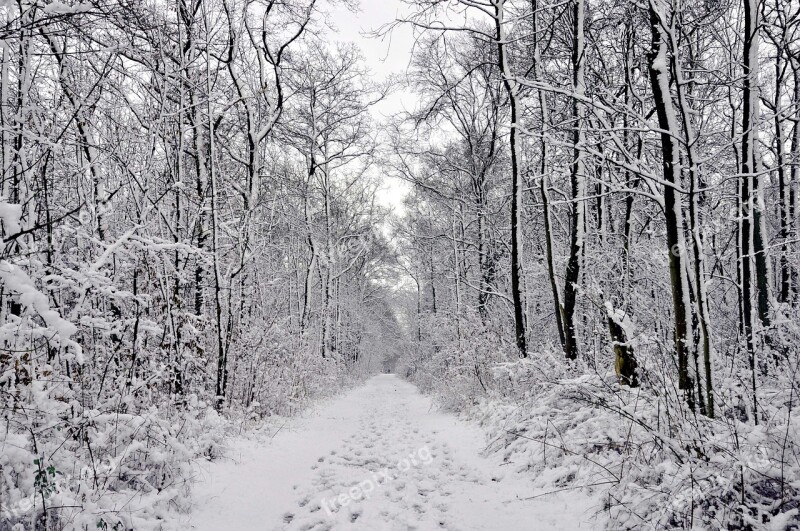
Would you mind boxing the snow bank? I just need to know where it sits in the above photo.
[404,353,800,530]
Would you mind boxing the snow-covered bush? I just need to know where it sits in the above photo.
[401,311,513,411]
[404,341,800,530]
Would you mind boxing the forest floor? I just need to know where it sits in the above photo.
[184,374,602,530]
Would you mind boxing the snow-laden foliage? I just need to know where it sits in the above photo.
[1,393,227,530]
[0,247,371,529]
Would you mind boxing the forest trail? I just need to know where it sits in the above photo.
[187,374,598,530]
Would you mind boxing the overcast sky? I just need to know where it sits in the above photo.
[325,0,416,217]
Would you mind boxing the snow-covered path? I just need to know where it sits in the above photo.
[187,374,598,530]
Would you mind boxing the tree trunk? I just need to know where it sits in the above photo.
[532,0,566,350]
[494,0,527,357]
[671,23,713,416]
[647,0,696,409]
[775,49,791,305]
[561,0,586,361]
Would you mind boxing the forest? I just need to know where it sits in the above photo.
[0,0,798,529]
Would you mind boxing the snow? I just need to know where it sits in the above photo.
[42,1,92,15]
[0,201,22,237]
[604,301,636,343]
[0,259,82,359]
[187,374,601,530]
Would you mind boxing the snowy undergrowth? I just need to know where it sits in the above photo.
[1,348,362,531]
[1,392,227,530]
[408,353,800,530]
[0,378,362,530]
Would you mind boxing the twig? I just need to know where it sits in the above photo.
[519,480,618,500]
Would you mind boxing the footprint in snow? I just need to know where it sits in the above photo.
[298,519,331,531]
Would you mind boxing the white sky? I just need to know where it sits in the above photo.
[325,0,416,218]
